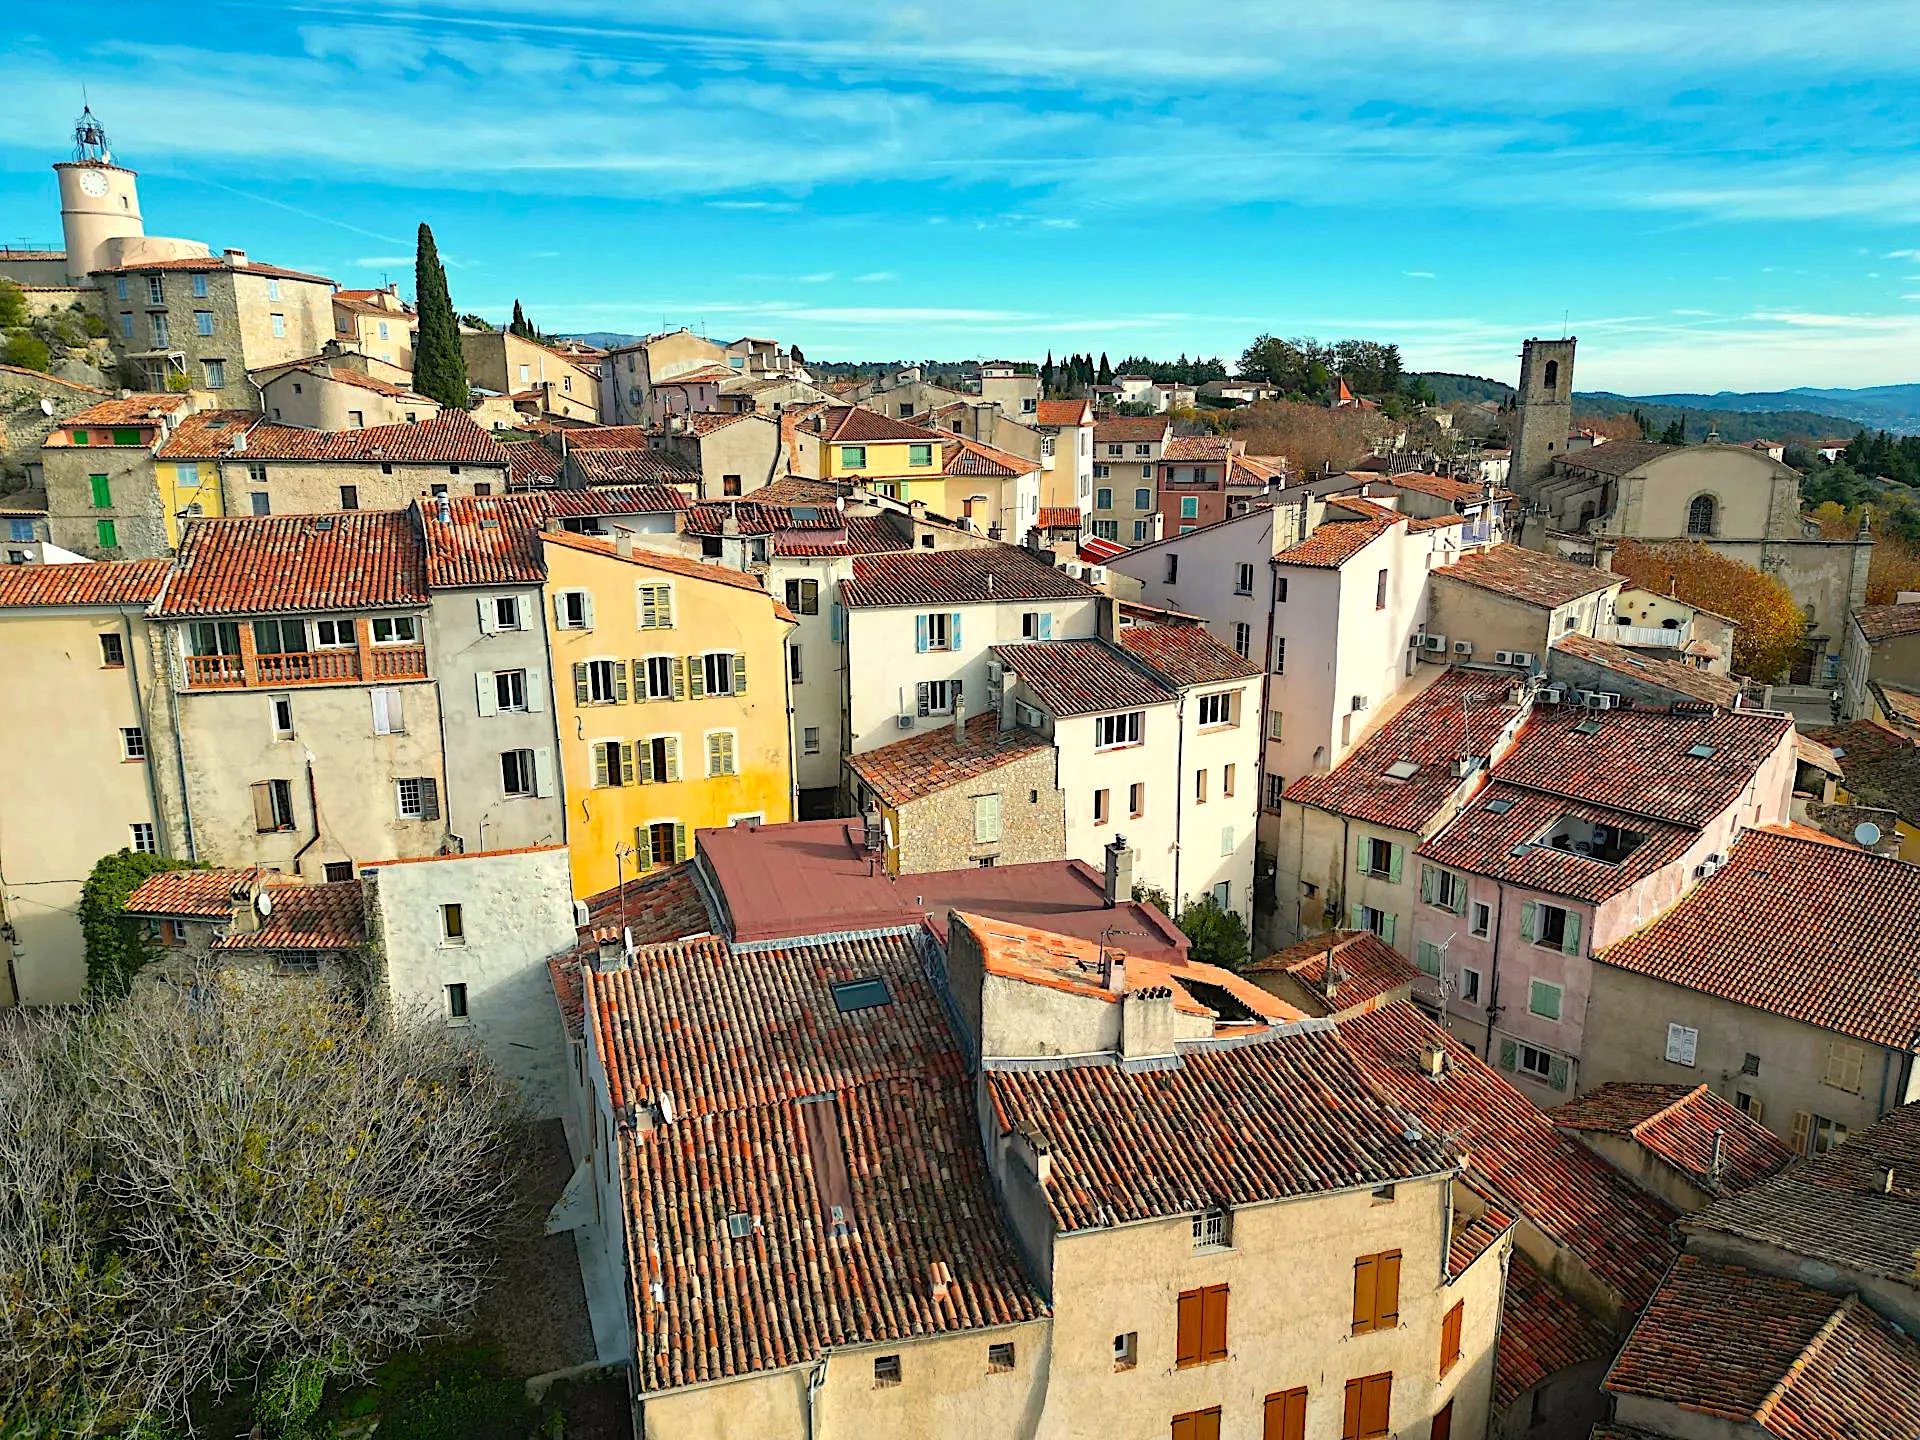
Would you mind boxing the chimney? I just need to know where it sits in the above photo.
[614,529,634,558]
[228,872,265,937]
[1709,1129,1726,1192]
[1419,1041,1448,1078]
[1120,986,1177,1062]
[1103,835,1132,908]
[223,248,249,268]
[985,571,996,598]
[1102,946,1127,994]
[952,692,967,744]
[594,927,625,972]
[435,493,452,526]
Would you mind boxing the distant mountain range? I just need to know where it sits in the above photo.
[562,331,644,349]
[1417,373,1920,439]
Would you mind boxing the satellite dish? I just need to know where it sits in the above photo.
[39,398,55,417]
[1853,821,1882,848]
[254,890,273,918]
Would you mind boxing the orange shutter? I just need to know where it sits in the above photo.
[1440,1300,1463,1376]
[1430,1398,1453,1440]
[1201,1284,1230,1361]
[1265,1388,1308,1440]
[1352,1254,1378,1334]
[1360,1373,1393,1438]
[1172,1415,1194,1440]
[1176,1289,1203,1367]
[1197,1410,1221,1440]
[1377,1251,1402,1328]
[1342,1379,1363,1440]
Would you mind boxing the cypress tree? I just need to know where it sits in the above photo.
[510,298,528,337]
[1040,350,1055,395]
[413,223,469,410]
[1097,352,1113,386]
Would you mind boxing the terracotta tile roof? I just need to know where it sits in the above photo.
[842,545,1099,608]
[582,929,1047,1391]
[0,504,46,518]
[506,441,565,485]
[1381,471,1511,505]
[1602,1254,1920,1439]
[0,557,168,609]
[1092,415,1171,444]
[846,714,1051,807]
[1806,718,1920,824]
[570,447,697,485]
[60,393,192,427]
[1116,621,1261,688]
[1872,681,1920,731]
[811,405,943,444]
[254,362,430,401]
[1338,1003,1679,1309]
[159,511,428,616]
[1034,506,1082,530]
[651,363,734,385]
[1492,704,1792,826]
[1162,435,1231,461]
[1551,631,1744,707]
[1596,825,1920,1049]
[1273,513,1399,568]
[1855,601,1920,643]
[1227,452,1281,486]
[92,256,334,285]
[159,410,509,467]
[1419,782,1695,903]
[1496,1252,1616,1409]
[987,1025,1454,1235]
[215,882,365,951]
[992,638,1174,717]
[559,424,655,449]
[539,531,783,602]
[939,433,1031,478]
[581,860,714,946]
[421,494,551,587]
[1033,399,1091,427]
[774,512,913,558]
[1285,669,1528,831]
[543,485,690,518]
[1246,931,1421,1013]
[1326,493,1400,521]
[753,475,841,505]
[1439,544,1618,608]
[1685,1100,1920,1288]
[125,868,252,918]
[1554,440,1676,477]
[1553,1084,1795,1195]
[684,501,840,535]
[1408,515,1465,533]
[1446,1193,1514,1276]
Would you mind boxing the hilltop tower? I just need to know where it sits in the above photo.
[52,106,145,285]
[1510,336,1576,493]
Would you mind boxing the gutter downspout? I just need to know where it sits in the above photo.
[1481,883,1508,1060]
[1171,692,1186,911]
[782,614,799,822]
[291,752,322,875]
[120,609,168,850]
[160,626,199,861]
[804,1355,829,1440]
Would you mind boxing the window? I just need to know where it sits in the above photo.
[1742,1052,1761,1076]
[1524,901,1580,953]
[557,589,589,630]
[1375,568,1388,610]
[1734,1090,1764,1123]
[832,977,892,1013]
[249,492,271,516]
[1135,486,1152,510]
[1635,1023,1693,1071]
[347,410,364,428]
[120,726,146,760]
[1113,1332,1138,1371]
[1198,692,1233,728]
[501,748,535,796]
[908,442,933,467]
[1171,1410,1221,1440]
[1460,967,1482,1003]
[1093,787,1109,824]
[706,730,737,777]
[987,1341,1015,1373]
[1191,1208,1230,1250]
[1233,622,1252,658]
[581,658,622,705]
[918,679,954,715]
[312,616,354,648]
[841,445,867,468]
[145,275,164,304]
[370,615,418,644]
[115,277,130,301]
[1360,836,1400,879]
[119,312,133,338]
[252,778,296,832]
[1440,1300,1464,1377]
[150,313,169,346]
[130,821,157,854]
[99,633,125,667]
[635,656,674,701]
[973,793,1002,843]
[1021,609,1053,640]
[270,312,287,337]
[1175,1285,1229,1367]
[783,578,819,616]
[642,735,681,784]
[920,611,954,652]
[1469,901,1491,937]
[702,651,741,695]
[593,739,630,788]
[394,776,440,820]
[1165,554,1179,583]
[872,1355,901,1387]
[1687,494,1717,536]
[441,903,465,943]
[803,725,821,755]
[1265,1388,1308,1440]
[1272,637,1286,674]
[1431,1399,1453,1440]
[90,473,113,509]
[1092,519,1118,540]
[1266,773,1286,811]
[266,278,281,300]
[1529,979,1564,1021]
[193,309,214,337]
[1352,1251,1401,1334]
[1791,1110,1847,1156]
[370,687,405,735]
[445,982,469,1022]
[203,359,226,388]
[270,694,294,737]
[1094,711,1143,749]
[1179,495,1199,520]
[1514,1042,1556,1083]
[1096,486,1113,509]
[1195,768,1208,803]
[1223,764,1235,797]
[1125,781,1145,818]
[1823,1039,1866,1094]
[1416,941,1444,979]
[339,485,359,510]
[636,583,675,628]
[1133,519,1151,541]
[1423,866,1466,913]
[378,320,390,339]
[722,474,742,496]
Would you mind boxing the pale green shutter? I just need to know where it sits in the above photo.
[592,743,609,788]
[1381,913,1397,947]
[707,733,723,776]
[614,661,628,702]
[687,656,705,699]
[1548,1056,1571,1091]
[1498,1038,1518,1072]
[620,742,635,786]
[733,652,747,696]
[1520,901,1538,944]
[1349,903,1365,930]
[1387,844,1404,884]
[632,658,649,704]
[1420,866,1436,905]
[1562,911,1583,956]
[639,739,656,784]
[665,736,681,781]
[671,656,686,700]
[673,823,689,862]
[659,587,673,627]
[1354,845,1367,875]
[573,663,590,706]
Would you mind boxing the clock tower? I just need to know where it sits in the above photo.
[53,106,146,285]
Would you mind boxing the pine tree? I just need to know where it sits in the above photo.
[510,299,528,338]
[412,223,469,410]
[1041,350,1055,395]
[1097,352,1113,386]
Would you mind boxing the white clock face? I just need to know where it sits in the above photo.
[78,169,109,198]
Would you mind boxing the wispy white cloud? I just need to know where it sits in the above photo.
[854,271,897,283]
[1403,270,1436,279]
[351,255,413,267]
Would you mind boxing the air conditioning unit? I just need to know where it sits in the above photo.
[1015,701,1043,728]
[1510,650,1536,669]
[573,900,591,928]
[1452,640,1474,656]
[1063,561,1085,579]
[1088,566,1107,585]
[1351,694,1370,713]
[897,713,914,729]
[1421,634,1448,652]
[986,660,1004,684]
[1495,649,1514,665]
[1539,685,1565,703]
[1592,691,1620,710]
[1695,856,1722,880]
[1408,633,1426,650]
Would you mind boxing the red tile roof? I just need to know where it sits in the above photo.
[543,485,690,518]
[1551,631,1744,707]
[1437,544,1619,608]
[214,882,365,951]
[1856,601,1920,643]
[775,513,911,558]
[842,546,1099,608]
[252,360,429,402]
[811,405,943,444]
[986,1026,1455,1234]
[941,433,1033,477]
[420,494,551,587]
[651,363,734,386]
[1116,621,1261,688]
[1805,718,1920,824]
[570,447,697,485]
[1092,415,1171,444]
[1553,1083,1794,1195]
[559,425,654,448]
[1338,1003,1679,1310]
[539,531,784,602]
[506,441,564,485]
[1380,471,1511,505]
[992,638,1175,716]
[1273,512,1400,568]
[1596,825,1920,1049]
[582,929,1047,1391]
[124,868,250,918]
[1554,440,1675,478]
[1446,1191,1514,1276]
[1602,1254,1920,1439]
[1162,435,1231,461]
[1034,506,1082,530]
[159,410,509,467]
[1285,669,1528,832]
[159,511,428,616]
[1032,399,1092,427]
[1246,930,1421,1013]
[846,713,1052,807]
[0,557,169,609]
[61,393,192,427]
[752,474,841,506]
[684,501,840,535]
[92,256,334,285]
[1496,1252,1616,1409]
[1418,782,1696,904]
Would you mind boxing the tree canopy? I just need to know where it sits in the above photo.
[411,223,469,410]
[78,848,208,998]
[1610,539,1805,681]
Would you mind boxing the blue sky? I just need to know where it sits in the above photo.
[5,0,1919,393]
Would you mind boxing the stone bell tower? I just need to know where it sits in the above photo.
[1510,336,1576,494]
[53,106,146,285]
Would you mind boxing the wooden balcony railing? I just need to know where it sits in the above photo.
[183,644,428,690]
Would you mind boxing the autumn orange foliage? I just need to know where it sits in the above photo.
[1611,539,1805,682]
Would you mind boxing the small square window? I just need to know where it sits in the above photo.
[445,982,469,1022]
[323,861,353,883]
[872,1355,901,1387]
[1112,1331,1138,1371]
[99,633,125,667]
[986,1342,1015,1373]
[120,726,146,760]
[442,903,465,943]
[129,821,157,854]
[1191,1209,1230,1250]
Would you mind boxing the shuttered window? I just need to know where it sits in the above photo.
[1341,1373,1392,1440]
[1170,1409,1220,1440]
[1352,1251,1401,1335]
[1175,1284,1228,1367]
[1263,1388,1307,1440]
[636,583,674,629]
[1439,1300,1463,1376]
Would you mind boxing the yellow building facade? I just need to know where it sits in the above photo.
[541,532,795,895]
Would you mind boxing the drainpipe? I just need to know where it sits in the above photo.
[160,625,199,861]
[1480,884,1508,1060]
[782,620,799,821]
[1171,691,1186,911]
[291,752,322,875]
[120,610,168,850]
[804,1355,829,1440]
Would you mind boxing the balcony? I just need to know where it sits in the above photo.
[184,645,427,690]
[1602,623,1686,649]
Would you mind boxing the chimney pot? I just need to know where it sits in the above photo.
[1103,836,1133,908]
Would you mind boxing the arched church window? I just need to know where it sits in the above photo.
[1687,494,1716,535]
[1543,360,1559,391]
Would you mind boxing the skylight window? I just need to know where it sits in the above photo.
[1573,719,1602,736]
[1484,798,1514,814]
[1686,743,1717,758]
[831,977,893,1013]
[1383,759,1421,781]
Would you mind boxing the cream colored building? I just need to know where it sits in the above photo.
[254,360,439,430]
[462,330,598,424]
[331,286,415,370]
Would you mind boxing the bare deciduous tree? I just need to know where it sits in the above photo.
[0,969,526,1435]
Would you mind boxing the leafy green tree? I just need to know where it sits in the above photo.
[78,849,207,998]
[0,278,30,329]
[1177,899,1251,970]
[412,223,470,409]
[1,331,50,372]
[1658,415,1687,445]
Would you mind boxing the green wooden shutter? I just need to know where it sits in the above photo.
[665,736,681,781]
[1420,866,1436,905]
[915,615,930,653]
[638,739,656,784]
[673,823,689,862]
[1562,911,1583,956]
[592,743,609,788]
[1498,1038,1518,1072]
[687,655,705,699]
[573,663,590,706]
[632,658,649,704]
[659,587,673,627]
[1519,901,1537,944]
[1387,844,1404,884]
[620,743,635,786]
[1381,913,1397,947]
[1349,903,1364,930]
[1354,844,1367,875]
[707,732,722,776]
[733,652,747,696]
[671,656,686,700]
[90,474,111,507]
[614,660,629,703]
[1548,1056,1571,1091]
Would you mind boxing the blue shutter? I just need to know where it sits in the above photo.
[950,611,963,649]
[830,602,845,642]
[1039,612,1053,640]
[915,614,930,653]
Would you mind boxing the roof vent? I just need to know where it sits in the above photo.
[1383,759,1420,782]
